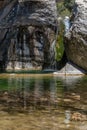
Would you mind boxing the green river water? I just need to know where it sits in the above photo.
[0,74,87,130]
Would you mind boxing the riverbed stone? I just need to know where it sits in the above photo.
[0,0,58,71]
[64,0,87,71]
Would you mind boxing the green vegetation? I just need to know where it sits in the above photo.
[55,21,65,61]
[56,0,75,17]
[63,0,75,12]
[55,0,74,61]
[56,1,71,17]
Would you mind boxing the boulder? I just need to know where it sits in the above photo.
[0,0,58,71]
[54,62,87,75]
[64,0,87,71]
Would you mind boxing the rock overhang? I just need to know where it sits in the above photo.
[0,0,58,70]
[0,0,58,30]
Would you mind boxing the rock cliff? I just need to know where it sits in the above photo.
[0,0,58,71]
[64,0,87,71]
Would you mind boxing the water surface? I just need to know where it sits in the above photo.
[0,74,87,130]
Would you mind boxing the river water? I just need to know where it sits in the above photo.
[0,74,87,130]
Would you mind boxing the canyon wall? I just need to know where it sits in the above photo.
[65,0,87,71]
[0,0,58,71]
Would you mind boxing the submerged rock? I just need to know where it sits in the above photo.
[71,112,87,121]
[64,0,87,71]
[0,0,58,71]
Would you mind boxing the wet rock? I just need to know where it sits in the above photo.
[3,91,8,96]
[63,98,74,103]
[0,0,58,70]
[64,0,87,71]
[65,92,81,101]
[71,112,87,121]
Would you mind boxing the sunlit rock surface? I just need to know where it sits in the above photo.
[53,62,87,75]
[0,0,58,71]
[64,0,87,71]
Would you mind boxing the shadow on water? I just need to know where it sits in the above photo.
[0,74,87,130]
[0,69,55,74]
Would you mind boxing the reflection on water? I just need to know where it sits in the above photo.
[0,74,87,130]
[0,75,63,111]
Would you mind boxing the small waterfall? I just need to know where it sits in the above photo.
[49,40,56,69]
[49,24,58,70]
[64,16,70,33]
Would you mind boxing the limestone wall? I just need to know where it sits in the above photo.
[0,0,58,71]
[64,0,87,71]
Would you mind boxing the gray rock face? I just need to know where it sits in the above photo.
[0,0,57,71]
[0,0,57,28]
[54,62,87,75]
[64,0,87,71]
